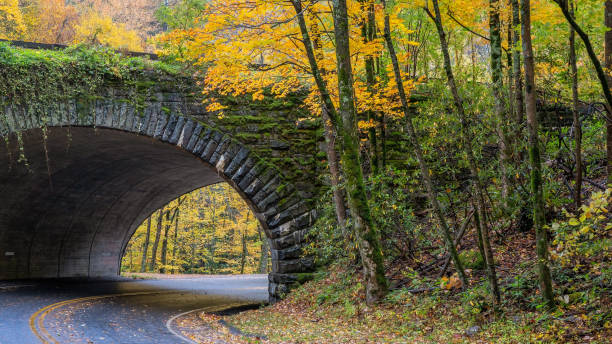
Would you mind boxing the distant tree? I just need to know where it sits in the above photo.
[149,207,165,271]
[74,11,144,50]
[20,0,79,44]
[0,0,26,39]
[140,216,152,272]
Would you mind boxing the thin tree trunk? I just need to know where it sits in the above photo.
[569,1,582,210]
[325,112,348,227]
[258,225,269,274]
[149,207,164,272]
[490,0,511,201]
[382,0,468,288]
[296,1,347,228]
[140,216,152,273]
[521,0,555,309]
[171,207,180,274]
[554,0,612,185]
[381,113,387,170]
[128,244,133,271]
[472,206,488,270]
[438,210,475,278]
[361,1,379,175]
[160,210,171,274]
[606,1,612,184]
[426,0,500,303]
[291,0,338,122]
[511,0,524,126]
[240,228,248,274]
[507,7,515,125]
[332,0,388,304]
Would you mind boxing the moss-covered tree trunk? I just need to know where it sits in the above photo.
[511,0,524,126]
[569,1,582,210]
[360,1,379,175]
[382,0,468,288]
[323,108,348,227]
[292,0,387,303]
[489,0,511,202]
[140,215,152,273]
[332,0,388,304]
[521,0,555,309]
[306,7,348,228]
[606,0,612,185]
[427,0,500,302]
[293,1,347,229]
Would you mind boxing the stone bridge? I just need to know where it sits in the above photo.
[0,44,321,301]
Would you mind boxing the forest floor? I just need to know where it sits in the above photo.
[191,228,611,343]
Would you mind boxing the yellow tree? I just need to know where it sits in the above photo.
[0,0,25,40]
[155,0,410,122]
[155,0,424,303]
[20,0,79,44]
[74,11,144,51]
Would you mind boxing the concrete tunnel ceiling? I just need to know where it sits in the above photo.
[0,127,224,279]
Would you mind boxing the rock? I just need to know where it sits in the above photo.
[465,325,481,337]
[270,139,290,150]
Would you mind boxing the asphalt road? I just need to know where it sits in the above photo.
[0,275,268,344]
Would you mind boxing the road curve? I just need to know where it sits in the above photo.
[0,275,268,344]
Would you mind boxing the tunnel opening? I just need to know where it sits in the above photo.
[120,183,271,277]
[0,126,261,280]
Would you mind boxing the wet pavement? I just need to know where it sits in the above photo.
[0,275,268,343]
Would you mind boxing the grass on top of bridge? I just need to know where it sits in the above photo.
[0,42,183,97]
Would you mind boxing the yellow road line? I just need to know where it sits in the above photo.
[29,291,170,344]
[166,302,252,344]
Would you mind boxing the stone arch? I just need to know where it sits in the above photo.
[0,99,316,301]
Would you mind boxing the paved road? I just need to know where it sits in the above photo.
[0,275,268,344]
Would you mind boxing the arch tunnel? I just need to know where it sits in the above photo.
[0,117,315,300]
[0,127,224,279]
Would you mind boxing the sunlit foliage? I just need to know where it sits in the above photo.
[122,183,267,275]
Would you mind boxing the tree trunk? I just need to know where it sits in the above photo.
[240,228,248,274]
[160,210,171,274]
[171,207,180,274]
[521,0,555,309]
[128,244,133,271]
[332,0,388,304]
[258,225,269,274]
[606,1,612,184]
[490,0,511,201]
[427,0,500,303]
[381,113,387,170]
[554,0,612,185]
[291,0,338,122]
[293,0,388,302]
[149,207,164,272]
[511,0,524,126]
[361,1,379,175]
[507,7,515,126]
[569,1,582,210]
[308,6,346,230]
[140,216,151,273]
[324,109,348,227]
[382,0,468,288]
